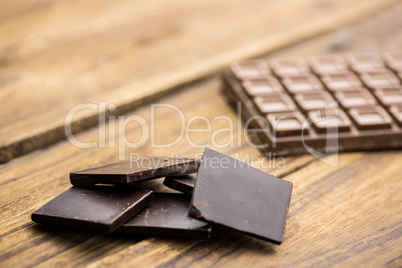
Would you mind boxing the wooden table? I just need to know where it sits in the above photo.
[1,1,401,267]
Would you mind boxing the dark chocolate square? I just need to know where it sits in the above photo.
[119,193,211,238]
[31,187,153,233]
[70,157,200,186]
[189,148,293,244]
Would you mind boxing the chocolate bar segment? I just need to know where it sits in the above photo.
[242,77,283,96]
[374,86,402,106]
[282,74,323,93]
[321,73,362,91]
[335,88,377,108]
[349,106,392,130]
[294,91,335,112]
[119,193,210,238]
[383,51,402,72]
[310,55,348,75]
[360,70,400,89]
[347,53,386,73]
[189,148,292,244]
[70,157,200,186]
[267,111,308,137]
[254,93,296,113]
[31,187,153,233]
[270,57,309,77]
[231,60,271,79]
[223,52,402,155]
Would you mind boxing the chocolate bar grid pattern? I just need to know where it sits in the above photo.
[224,52,402,155]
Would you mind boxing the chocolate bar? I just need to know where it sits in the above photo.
[189,148,292,244]
[70,157,200,186]
[223,52,402,155]
[31,187,153,233]
[119,193,211,238]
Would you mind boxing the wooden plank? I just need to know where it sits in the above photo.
[0,0,398,163]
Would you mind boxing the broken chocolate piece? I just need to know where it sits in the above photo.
[31,187,153,233]
[163,174,196,195]
[254,93,296,113]
[70,157,200,186]
[119,193,211,238]
[189,148,292,244]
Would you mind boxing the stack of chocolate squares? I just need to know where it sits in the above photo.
[32,148,293,244]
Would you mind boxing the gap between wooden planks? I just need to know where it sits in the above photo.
[0,0,399,164]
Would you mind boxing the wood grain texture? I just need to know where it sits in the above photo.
[1,1,402,268]
[0,0,398,163]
